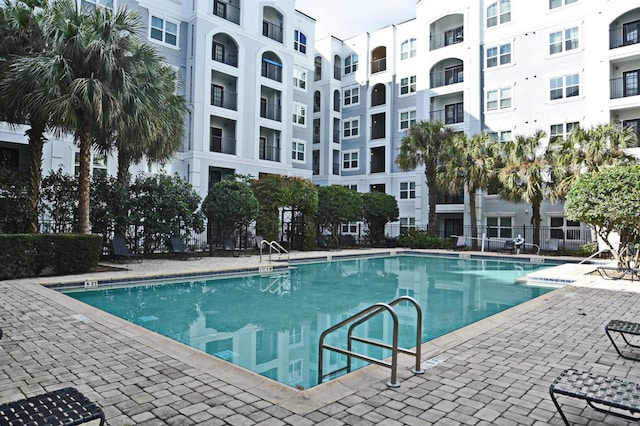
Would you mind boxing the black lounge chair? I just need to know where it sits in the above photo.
[597,265,639,281]
[605,319,640,360]
[111,236,143,263]
[502,240,516,254]
[0,387,105,425]
[550,368,640,425]
[169,236,202,260]
[223,237,240,257]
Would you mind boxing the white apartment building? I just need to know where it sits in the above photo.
[313,0,640,249]
[1,0,638,249]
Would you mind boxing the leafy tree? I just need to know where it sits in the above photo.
[129,174,204,253]
[498,130,566,247]
[40,168,77,233]
[0,0,52,233]
[0,168,29,233]
[201,177,259,243]
[565,165,640,267]
[90,174,129,238]
[397,120,454,235]
[361,191,398,246]
[316,185,362,245]
[439,132,499,249]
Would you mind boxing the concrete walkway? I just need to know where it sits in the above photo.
[2,249,640,425]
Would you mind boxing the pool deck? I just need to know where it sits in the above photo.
[2,249,640,425]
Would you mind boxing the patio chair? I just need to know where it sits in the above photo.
[0,387,105,425]
[502,240,516,254]
[169,236,202,260]
[111,236,143,263]
[597,265,639,281]
[605,319,640,360]
[549,368,640,425]
[543,238,559,253]
[223,236,240,257]
[454,235,467,250]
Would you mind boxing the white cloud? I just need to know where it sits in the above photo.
[296,0,417,40]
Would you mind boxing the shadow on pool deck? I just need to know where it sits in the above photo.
[2,248,640,425]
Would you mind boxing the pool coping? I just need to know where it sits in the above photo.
[31,249,592,415]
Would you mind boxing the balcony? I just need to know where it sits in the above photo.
[371,57,387,74]
[261,59,283,82]
[430,64,464,88]
[210,136,237,155]
[610,74,639,99]
[610,21,640,49]
[213,0,240,25]
[210,85,237,110]
[430,103,464,125]
[263,20,283,43]
[260,100,282,121]
[212,36,239,67]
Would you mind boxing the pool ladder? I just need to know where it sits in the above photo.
[259,239,289,262]
[317,296,424,388]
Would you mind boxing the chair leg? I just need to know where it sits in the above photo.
[549,391,571,426]
[605,329,640,360]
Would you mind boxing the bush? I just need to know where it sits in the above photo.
[575,241,597,257]
[0,234,102,279]
[397,229,453,249]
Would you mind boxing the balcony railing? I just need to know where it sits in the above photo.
[430,27,464,50]
[430,105,464,124]
[371,58,387,74]
[610,23,640,49]
[370,126,385,140]
[213,0,240,25]
[210,89,238,110]
[259,143,280,162]
[333,130,340,143]
[261,61,282,82]
[436,192,464,204]
[333,162,340,175]
[210,137,237,155]
[430,65,464,88]
[263,20,283,43]
[371,92,385,106]
[260,101,282,121]
[212,51,238,67]
[610,77,639,99]
[334,65,341,80]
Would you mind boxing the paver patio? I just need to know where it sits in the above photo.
[1,249,640,425]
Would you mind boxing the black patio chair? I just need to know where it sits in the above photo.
[169,236,202,260]
[111,236,143,263]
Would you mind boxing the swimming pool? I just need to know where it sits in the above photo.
[62,254,555,389]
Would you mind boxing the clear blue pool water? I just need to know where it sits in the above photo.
[62,254,555,389]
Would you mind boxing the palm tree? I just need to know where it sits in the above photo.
[0,0,51,233]
[397,120,454,235]
[439,133,500,249]
[498,130,566,248]
[5,0,169,234]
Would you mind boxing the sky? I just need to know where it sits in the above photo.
[295,0,417,40]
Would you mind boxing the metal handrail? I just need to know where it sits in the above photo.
[318,296,424,388]
[259,239,289,262]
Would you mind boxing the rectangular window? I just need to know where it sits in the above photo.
[487,217,512,239]
[550,0,577,9]
[486,47,498,68]
[150,15,178,46]
[292,103,306,126]
[344,87,359,106]
[343,119,359,138]
[500,43,511,65]
[399,217,416,233]
[550,77,564,100]
[487,90,498,110]
[500,87,512,109]
[292,140,305,161]
[624,70,639,97]
[565,74,579,97]
[344,54,358,74]
[400,38,416,60]
[400,76,416,95]
[341,222,358,234]
[550,122,580,139]
[549,27,579,55]
[445,103,463,124]
[550,74,579,100]
[487,43,511,68]
[487,0,510,28]
[400,182,416,199]
[400,110,416,130]
[210,127,222,152]
[342,151,358,169]
[294,30,307,54]
[293,66,307,90]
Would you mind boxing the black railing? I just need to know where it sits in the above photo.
[610,77,639,99]
[210,88,237,110]
[210,137,237,154]
[212,51,238,67]
[261,61,282,82]
[430,65,464,88]
[371,58,386,74]
[610,24,640,49]
[213,0,240,24]
[260,101,282,121]
[263,20,283,43]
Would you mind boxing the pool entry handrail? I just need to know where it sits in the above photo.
[317,296,424,388]
[259,239,289,262]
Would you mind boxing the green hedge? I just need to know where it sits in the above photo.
[0,234,103,280]
[397,229,454,249]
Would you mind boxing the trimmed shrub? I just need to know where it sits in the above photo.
[397,229,454,249]
[0,234,102,280]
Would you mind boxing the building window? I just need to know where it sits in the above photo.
[400,38,416,60]
[400,76,416,95]
[486,87,511,111]
[344,86,359,106]
[82,0,113,9]
[294,30,307,53]
[293,66,307,90]
[288,359,303,384]
[486,43,511,68]
[341,222,359,234]
[399,217,416,233]
[150,15,178,46]
[550,217,581,240]
[314,56,322,81]
[549,27,579,55]
[445,102,464,124]
[549,0,577,9]
[488,130,513,142]
[292,103,306,126]
[487,216,512,239]
[550,122,579,139]
[344,54,358,74]
[487,0,511,28]
[314,91,321,112]
[210,127,222,152]
[343,151,358,169]
[400,110,416,130]
[292,140,305,161]
[550,74,579,100]
[624,70,639,97]
[92,153,107,178]
[343,119,359,138]
[400,182,416,199]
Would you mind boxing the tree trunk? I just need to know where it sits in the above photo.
[77,123,92,234]
[469,188,478,250]
[117,148,131,188]
[426,170,438,236]
[532,202,541,247]
[25,123,46,234]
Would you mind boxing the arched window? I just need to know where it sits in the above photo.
[371,83,386,106]
[333,90,340,112]
[314,56,322,81]
[400,38,416,60]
